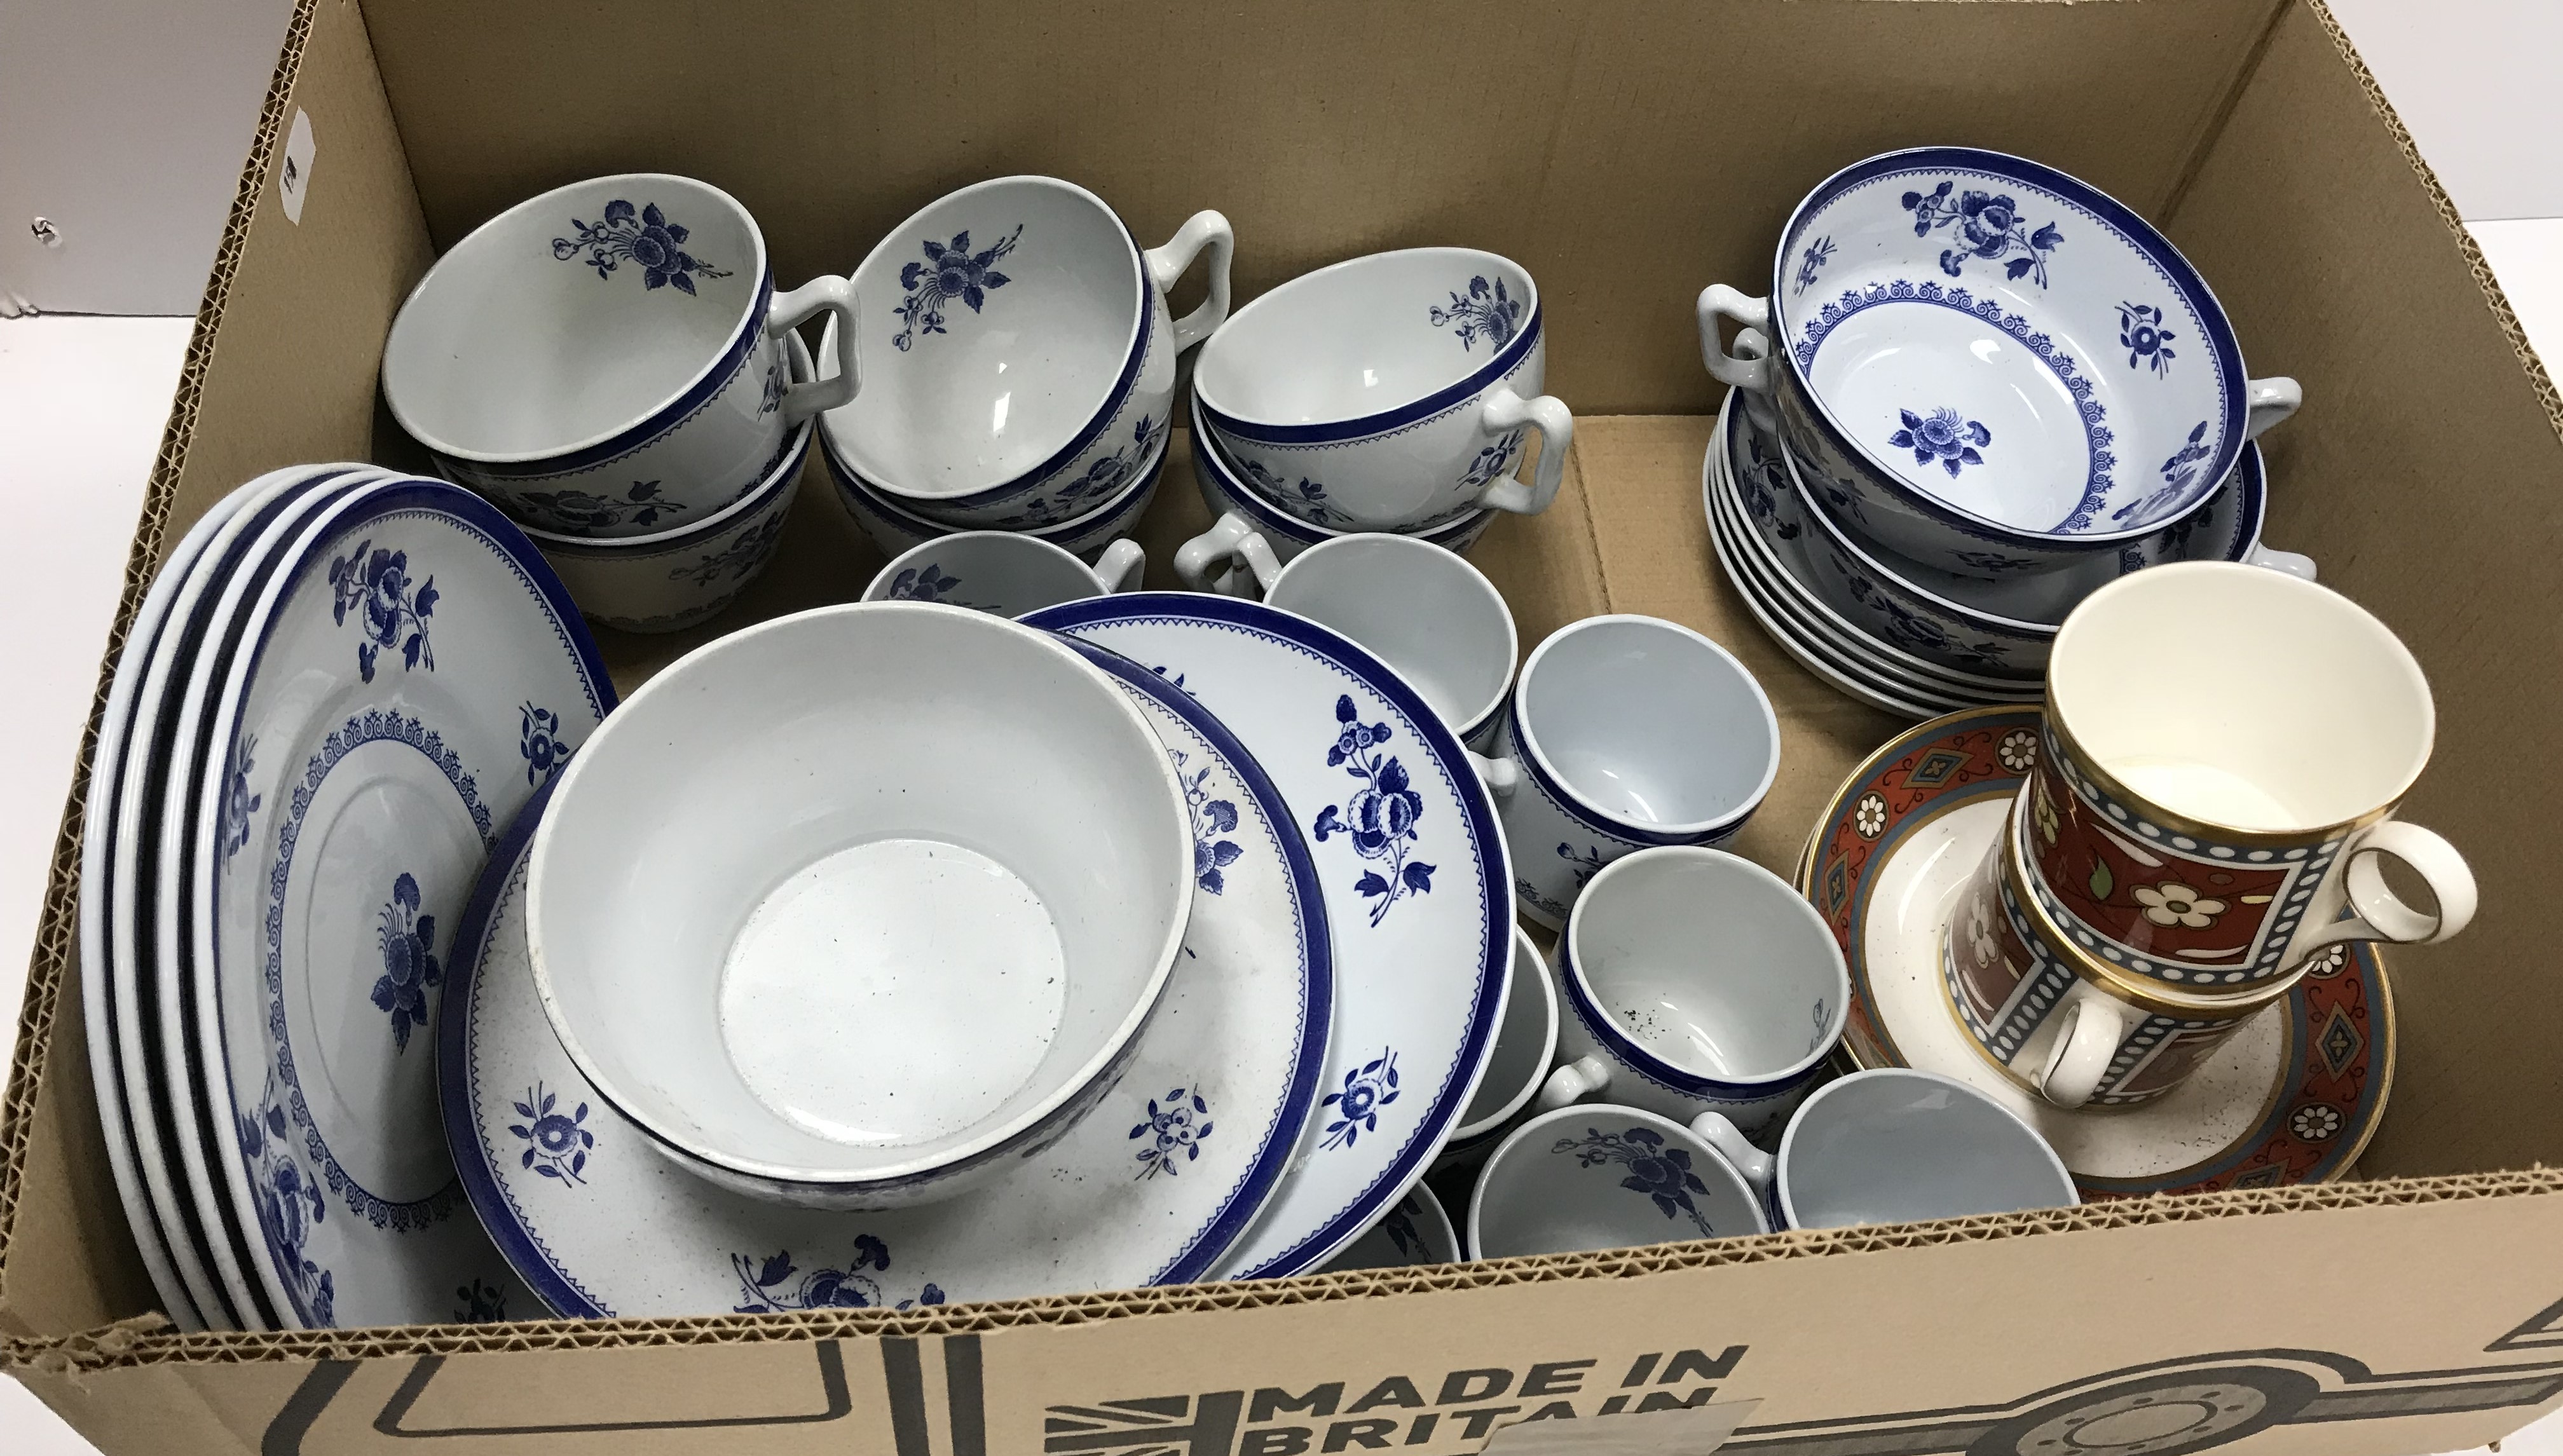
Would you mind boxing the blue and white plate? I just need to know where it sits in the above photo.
[178,477,610,1328]
[442,649,1332,1315]
[1022,594,1511,1277]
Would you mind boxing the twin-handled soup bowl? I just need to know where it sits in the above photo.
[383,173,859,535]
[526,604,1196,1209]
[824,175,1230,528]
[1194,248,1573,531]
[1699,147,2299,575]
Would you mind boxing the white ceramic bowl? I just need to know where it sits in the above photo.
[526,603,1195,1209]
[1195,247,1573,531]
[823,175,1229,527]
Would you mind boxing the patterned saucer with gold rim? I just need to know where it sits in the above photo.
[1796,705,2391,1196]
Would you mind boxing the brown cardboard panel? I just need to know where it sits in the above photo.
[356,0,2279,416]
[2164,2,2563,1178]
[0,973,154,1341]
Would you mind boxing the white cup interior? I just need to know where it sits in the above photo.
[1569,848,1848,1085]
[831,177,1142,497]
[1780,1070,2077,1228]
[864,532,1101,616]
[1266,534,1517,735]
[529,604,1189,1180]
[1472,1106,1765,1258]
[1456,930,1557,1132]
[1194,248,1532,425]
[383,174,763,458]
[2049,563,2432,831]
[1519,617,1779,833]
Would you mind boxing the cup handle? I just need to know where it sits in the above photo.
[1466,751,1521,798]
[1093,538,1146,594]
[2295,820,2478,956]
[769,275,863,421]
[1472,387,1573,517]
[1533,1055,1610,1113]
[1686,1111,1775,1191]
[2245,376,2302,440]
[1144,210,1235,353]
[1698,284,1774,393]
[1173,512,1282,594]
[2037,995,2129,1110]
[2246,543,2319,581]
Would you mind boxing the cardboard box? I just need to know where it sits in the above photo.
[8,1,2563,1452]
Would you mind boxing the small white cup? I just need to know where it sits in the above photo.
[1539,847,1849,1140]
[1433,928,1560,1171]
[1693,1068,2079,1230]
[864,532,1144,618]
[1194,248,1573,531]
[1482,616,1781,928]
[1468,1105,1770,1260]
[1182,533,1518,750]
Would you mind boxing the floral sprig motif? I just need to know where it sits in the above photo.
[1794,236,1837,294]
[1172,750,1244,894]
[520,702,570,786]
[238,1072,333,1325]
[1952,548,2036,574]
[1129,1086,1213,1178]
[1321,1047,1400,1150]
[669,512,788,586]
[553,200,732,295]
[1558,843,1608,890]
[1430,275,1523,351]
[992,412,1164,529]
[732,1240,945,1312]
[514,480,685,534]
[454,1278,508,1323]
[1888,407,1992,477]
[760,353,788,416]
[1458,430,1526,493]
[1240,456,1352,529]
[888,564,964,603]
[2109,419,2217,526]
[1901,182,2063,287]
[893,226,1022,351]
[372,873,442,1053]
[327,540,436,684]
[2118,301,2178,377]
[1311,696,1436,925]
[1554,1126,1719,1237]
[509,1081,594,1185]
[1379,1197,1426,1262]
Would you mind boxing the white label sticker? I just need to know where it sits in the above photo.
[1480,1398,1758,1456]
[278,107,316,224]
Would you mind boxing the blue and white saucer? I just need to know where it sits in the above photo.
[1023,593,1511,1277]
[177,477,610,1328]
[442,646,1332,1314]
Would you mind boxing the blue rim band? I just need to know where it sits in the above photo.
[1203,308,1542,446]
[528,422,813,559]
[1557,932,1828,1101]
[1508,697,1753,848]
[1188,390,1490,550]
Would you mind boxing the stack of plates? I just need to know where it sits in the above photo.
[83,464,614,1329]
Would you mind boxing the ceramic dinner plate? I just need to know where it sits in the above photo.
[444,648,1333,1314]
[1023,593,1510,1277]
[176,476,607,1328]
[1798,706,2391,1194]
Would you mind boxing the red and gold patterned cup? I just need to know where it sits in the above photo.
[2025,563,2475,995]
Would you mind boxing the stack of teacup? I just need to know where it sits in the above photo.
[382,174,855,634]
[1173,248,1576,592]
[1695,146,2318,716]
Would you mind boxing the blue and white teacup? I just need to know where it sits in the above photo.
[1480,616,1779,928]
[383,173,860,538]
[1467,1105,1769,1260]
[863,531,1144,618]
[1194,248,1574,532]
[824,176,1230,529]
[1536,847,1848,1140]
[1698,147,2300,576]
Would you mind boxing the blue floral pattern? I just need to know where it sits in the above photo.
[552,200,732,296]
[669,512,788,586]
[371,872,442,1053]
[508,1081,594,1186]
[327,540,437,684]
[1888,407,1992,477]
[1128,1085,1213,1179]
[887,564,964,602]
[1901,182,2063,287]
[519,702,570,786]
[1311,695,1437,925]
[992,412,1165,528]
[1173,749,1243,894]
[1429,275,1522,352]
[2117,301,2178,378]
[759,353,788,416]
[1320,1047,1400,1150]
[1554,1125,1719,1237]
[893,226,1021,351]
[1379,1197,1426,1262]
[2108,420,2217,526]
[1832,553,2016,668]
[1951,548,2038,574]
[1558,842,1608,890]
[238,1072,334,1325]
[1458,430,1526,493]
[1794,236,1837,295]
[454,1277,507,1323]
[219,731,260,861]
[512,480,685,534]
[732,1240,945,1312]
[1240,456,1351,529]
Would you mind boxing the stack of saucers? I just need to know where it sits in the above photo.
[1697,146,2317,716]
[819,177,1233,568]
[83,463,613,1329]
